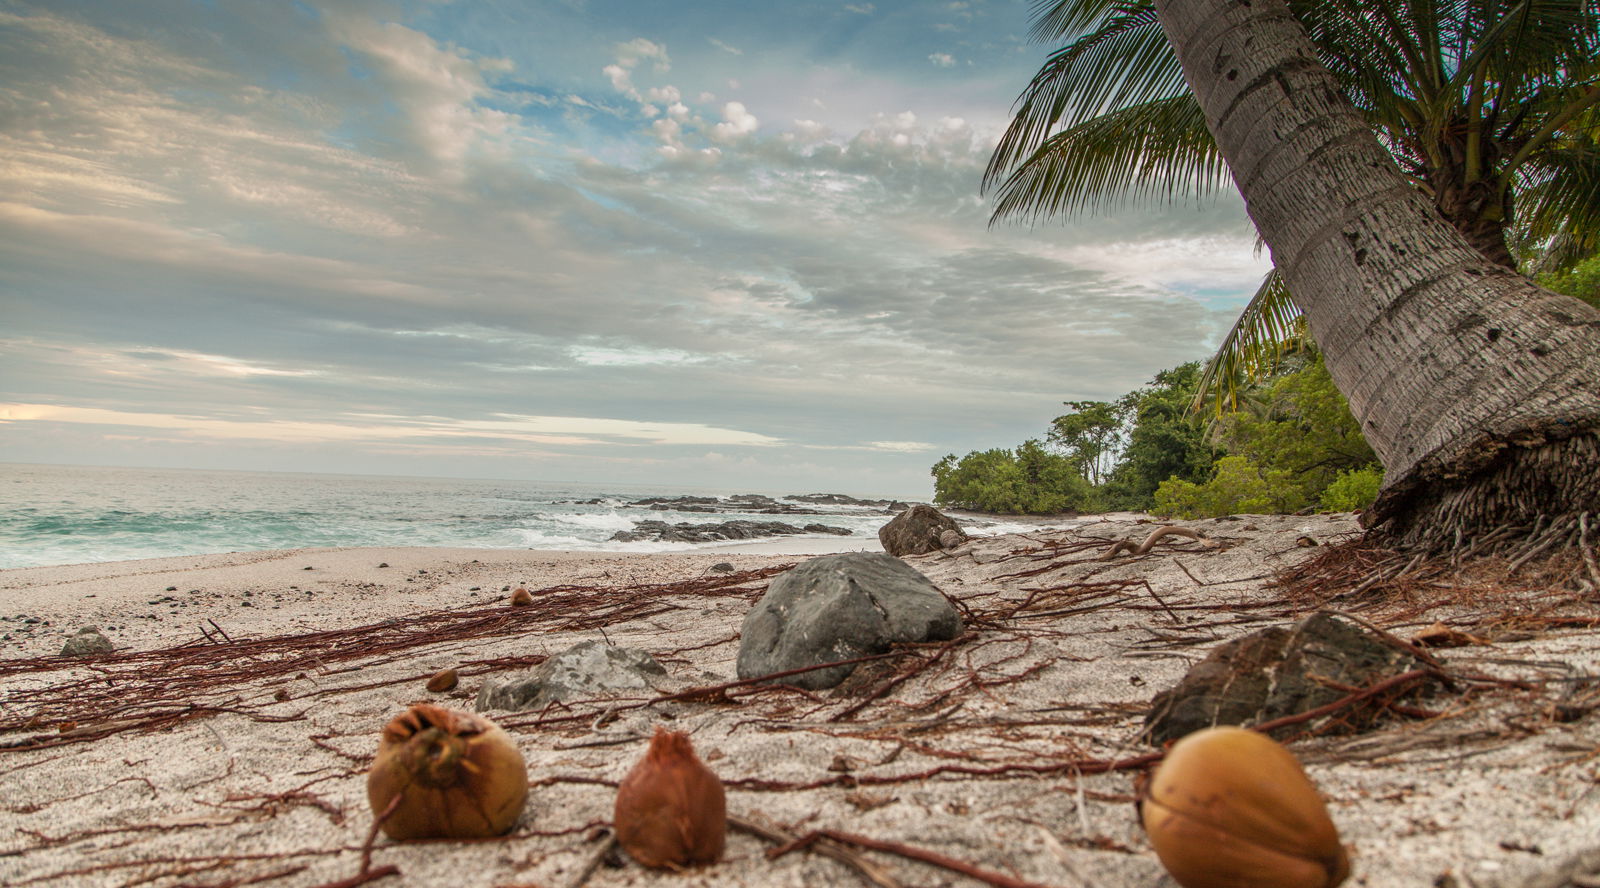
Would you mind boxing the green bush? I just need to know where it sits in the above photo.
[1318,465,1383,511]
[1537,254,1600,309]
[1152,455,1309,518]
[932,440,1098,514]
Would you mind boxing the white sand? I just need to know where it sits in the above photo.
[3,514,1598,887]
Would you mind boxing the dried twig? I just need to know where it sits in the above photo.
[729,815,902,888]
[560,832,618,888]
[780,828,1053,888]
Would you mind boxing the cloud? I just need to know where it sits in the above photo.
[322,13,516,170]
[709,101,760,142]
[865,441,938,453]
[844,3,876,13]
[708,37,743,56]
[0,403,782,448]
[928,52,956,67]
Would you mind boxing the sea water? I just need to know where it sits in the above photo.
[0,463,929,569]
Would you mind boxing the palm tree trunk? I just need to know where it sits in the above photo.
[1151,0,1600,551]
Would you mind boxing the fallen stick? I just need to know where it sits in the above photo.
[730,815,902,888]
[1099,526,1219,561]
[1248,669,1434,735]
[779,828,1054,888]
[560,833,618,888]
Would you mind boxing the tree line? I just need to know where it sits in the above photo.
[931,354,1384,518]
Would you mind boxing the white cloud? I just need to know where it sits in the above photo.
[645,85,681,104]
[615,38,670,72]
[709,101,760,143]
[866,440,937,453]
[568,345,706,366]
[0,403,782,448]
[323,14,515,169]
[708,37,743,56]
[844,3,876,14]
[928,53,956,67]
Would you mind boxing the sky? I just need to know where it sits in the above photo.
[0,0,1268,498]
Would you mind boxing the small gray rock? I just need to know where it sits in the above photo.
[476,640,669,712]
[736,552,962,690]
[710,562,736,573]
[60,627,114,657]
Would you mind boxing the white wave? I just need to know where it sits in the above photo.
[542,511,638,531]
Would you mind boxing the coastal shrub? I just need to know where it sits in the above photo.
[1152,456,1308,518]
[932,440,1096,514]
[1213,355,1375,501]
[1319,465,1383,512]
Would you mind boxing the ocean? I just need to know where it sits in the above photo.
[0,463,950,570]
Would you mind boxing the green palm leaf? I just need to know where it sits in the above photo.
[1192,270,1305,416]
[988,95,1227,221]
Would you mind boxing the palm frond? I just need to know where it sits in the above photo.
[1513,124,1600,270]
[988,96,1228,222]
[985,3,1183,193]
[1192,270,1305,416]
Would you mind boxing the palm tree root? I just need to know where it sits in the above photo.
[1367,432,1600,562]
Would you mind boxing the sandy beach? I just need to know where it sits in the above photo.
[5,514,1600,887]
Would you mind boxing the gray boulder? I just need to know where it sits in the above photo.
[60,627,114,657]
[878,504,968,556]
[1144,611,1437,745]
[476,640,669,712]
[736,553,962,690]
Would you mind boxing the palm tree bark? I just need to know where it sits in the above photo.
[1151,0,1600,551]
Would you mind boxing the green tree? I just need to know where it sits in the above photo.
[1102,362,1218,509]
[1047,399,1123,485]
[1537,253,1600,309]
[1150,355,1383,517]
[1216,355,1378,503]
[931,441,1096,514]
[987,0,1600,411]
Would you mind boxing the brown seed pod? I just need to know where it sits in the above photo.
[1141,727,1349,888]
[510,587,533,607]
[614,726,726,869]
[425,668,459,693]
[366,703,528,840]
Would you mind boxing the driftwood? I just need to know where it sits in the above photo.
[1099,525,1221,561]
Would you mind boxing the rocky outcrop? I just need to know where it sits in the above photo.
[877,504,968,557]
[610,520,851,544]
[735,553,962,690]
[788,493,897,507]
[1144,611,1438,745]
[476,640,669,712]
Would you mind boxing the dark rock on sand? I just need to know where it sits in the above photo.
[610,520,851,544]
[476,640,669,712]
[736,553,962,690]
[878,504,968,557]
[1144,611,1436,745]
[60,627,114,657]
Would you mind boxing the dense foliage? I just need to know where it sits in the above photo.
[1537,254,1600,309]
[930,440,1095,514]
[932,356,1384,517]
